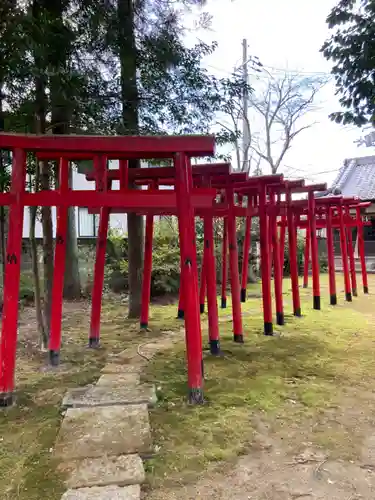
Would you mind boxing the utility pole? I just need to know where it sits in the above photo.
[242,38,249,171]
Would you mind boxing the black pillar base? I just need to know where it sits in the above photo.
[313,295,321,310]
[240,288,246,302]
[345,292,352,302]
[49,349,60,366]
[364,286,369,294]
[177,309,184,319]
[88,337,100,348]
[352,288,358,297]
[233,333,244,343]
[276,312,284,326]
[0,392,14,408]
[200,303,205,314]
[330,294,337,306]
[209,339,222,356]
[264,322,273,336]
[294,308,302,317]
[303,283,308,289]
[221,297,227,309]
[188,388,205,405]
[140,322,148,330]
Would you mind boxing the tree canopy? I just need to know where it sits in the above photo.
[321,0,375,126]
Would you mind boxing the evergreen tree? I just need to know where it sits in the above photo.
[322,0,375,126]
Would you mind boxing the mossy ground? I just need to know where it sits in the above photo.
[1,275,375,498]
[144,274,375,489]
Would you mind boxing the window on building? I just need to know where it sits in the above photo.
[78,207,98,237]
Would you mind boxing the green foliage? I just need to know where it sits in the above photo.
[321,0,375,126]
[19,273,35,303]
[282,233,305,276]
[151,221,181,295]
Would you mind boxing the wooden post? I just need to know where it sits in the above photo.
[240,215,252,302]
[308,191,321,310]
[221,217,228,308]
[175,153,204,404]
[0,148,26,406]
[89,155,109,347]
[227,187,244,343]
[326,206,337,305]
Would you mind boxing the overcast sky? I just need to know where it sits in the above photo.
[185,0,372,186]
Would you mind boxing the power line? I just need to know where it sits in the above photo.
[205,62,333,78]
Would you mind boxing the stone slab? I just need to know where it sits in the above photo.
[61,484,140,500]
[61,454,145,489]
[110,348,147,365]
[101,364,143,375]
[54,404,152,459]
[96,373,140,387]
[62,384,156,408]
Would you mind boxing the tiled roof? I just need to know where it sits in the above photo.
[327,155,375,200]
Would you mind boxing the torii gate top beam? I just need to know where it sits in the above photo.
[0,133,215,158]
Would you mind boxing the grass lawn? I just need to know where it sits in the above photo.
[0,294,177,500]
[0,274,374,498]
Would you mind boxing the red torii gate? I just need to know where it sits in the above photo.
[0,132,217,406]
[279,196,369,305]
[85,162,240,356]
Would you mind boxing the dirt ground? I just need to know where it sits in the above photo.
[146,389,375,500]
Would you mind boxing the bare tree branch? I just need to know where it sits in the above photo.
[248,72,326,173]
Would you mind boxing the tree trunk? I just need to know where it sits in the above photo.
[118,0,143,318]
[0,84,6,288]
[33,0,53,337]
[40,161,54,334]
[29,204,47,348]
[44,0,81,299]
[63,167,81,299]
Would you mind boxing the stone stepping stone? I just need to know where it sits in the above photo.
[101,364,143,375]
[62,384,156,409]
[54,404,152,459]
[60,454,145,489]
[110,349,147,366]
[61,484,140,500]
[96,373,140,387]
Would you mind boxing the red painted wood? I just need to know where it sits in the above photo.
[0,132,215,158]
[338,204,352,301]
[119,159,129,190]
[89,156,109,346]
[21,188,216,209]
[286,189,301,316]
[175,153,203,401]
[221,218,228,307]
[240,215,252,301]
[269,193,284,325]
[259,184,273,334]
[279,215,287,273]
[226,187,244,342]
[140,212,154,328]
[303,229,310,288]
[49,158,70,362]
[345,206,358,296]
[204,214,220,353]
[308,191,321,309]
[199,254,206,311]
[0,148,26,399]
[356,206,368,294]
[326,206,337,304]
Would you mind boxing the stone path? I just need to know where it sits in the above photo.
[55,330,182,500]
